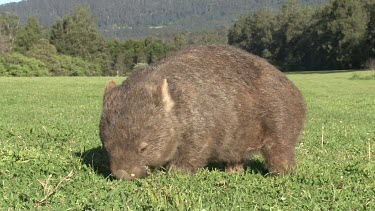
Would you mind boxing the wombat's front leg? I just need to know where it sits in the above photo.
[261,144,296,175]
[167,142,213,174]
[225,162,245,173]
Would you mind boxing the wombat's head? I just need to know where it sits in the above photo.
[99,79,178,180]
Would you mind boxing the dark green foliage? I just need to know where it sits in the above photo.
[48,55,102,76]
[228,10,276,60]
[25,39,101,76]
[228,0,374,71]
[107,38,174,76]
[228,1,315,70]
[48,5,113,75]
[272,0,315,69]
[307,0,368,70]
[364,2,375,62]
[0,37,101,76]
[144,38,172,64]
[49,5,105,60]
[0,5,107,76]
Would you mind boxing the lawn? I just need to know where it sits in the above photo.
[0,71,374,210]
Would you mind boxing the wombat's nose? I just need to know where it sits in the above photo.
[130,166,148,179]
[113,170,132,180]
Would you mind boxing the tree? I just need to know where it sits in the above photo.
[14,16,43,51]
[228,10,276,60]
[145,39,171,64]
[229,0,371,71]
[106,37,174,76]
[364,2,375,67]
[49,4,105,59]
[272,0,314,69]
[228,16,247,49]
[49,4,111,75]
[25,38,58,61]
[307,0,368,69]
[0,13,19,53]
[173,33,187,50]
[114,53,127,76]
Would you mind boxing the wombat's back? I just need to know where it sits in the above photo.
[146,45,265,87]
[127,45,293,91]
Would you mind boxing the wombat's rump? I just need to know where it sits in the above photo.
[99,45,306,180]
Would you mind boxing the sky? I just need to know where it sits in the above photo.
[0,0,22,5]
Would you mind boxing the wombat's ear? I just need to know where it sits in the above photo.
[104,80,116,95]
[161,79,174,112]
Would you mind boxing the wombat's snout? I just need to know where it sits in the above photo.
[113,166,148,180]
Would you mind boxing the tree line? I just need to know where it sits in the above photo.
[0,5,178,76]
[1,0,374,76]
[228,0,375,71]
[0,0,327,39]
[0,4,231,77]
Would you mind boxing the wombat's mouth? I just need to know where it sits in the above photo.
[113,166,148,180]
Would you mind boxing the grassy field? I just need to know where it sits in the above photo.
[0,71,374,210]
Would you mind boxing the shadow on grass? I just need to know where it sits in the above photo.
[75,146,112,179]
[206,159,269,176]
[76,147,269,178]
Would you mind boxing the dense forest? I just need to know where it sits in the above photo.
[229,0,375,71]
[1,0,374,76]
[0,0,327,39]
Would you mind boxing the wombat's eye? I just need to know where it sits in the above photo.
[139,142,149,153]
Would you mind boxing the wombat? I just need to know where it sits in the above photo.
[99,45,306,180]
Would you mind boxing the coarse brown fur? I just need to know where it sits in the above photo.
[99,45,306,180]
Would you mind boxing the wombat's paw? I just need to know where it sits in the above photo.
[267,164,295,176]
[225,162,245,173]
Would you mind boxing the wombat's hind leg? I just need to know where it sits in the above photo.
[261,144,296,176]
[225,162,245,173]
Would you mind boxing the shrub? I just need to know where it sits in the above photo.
[350,71,375,80]
[24,39,102,76]
[0,53,49,76]
[49,54,101,76]
[0,57,8,76]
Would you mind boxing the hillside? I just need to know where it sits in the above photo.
[0,0,327,39]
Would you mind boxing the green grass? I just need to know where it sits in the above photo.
[0,71,374,210]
